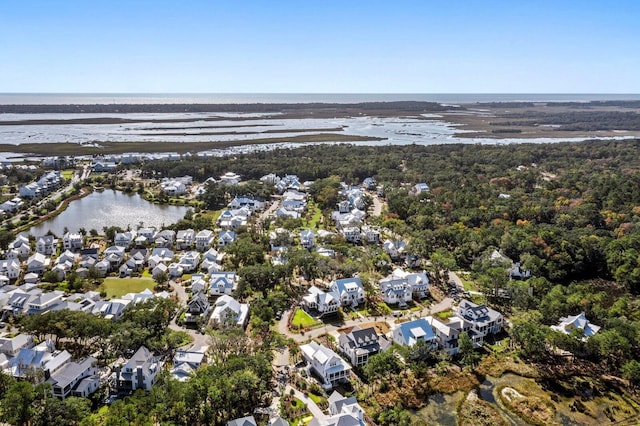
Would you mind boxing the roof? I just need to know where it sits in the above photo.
[395,318,436,346]
[49,357,95,389]
[227,416,257,426]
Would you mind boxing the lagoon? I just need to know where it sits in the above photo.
[26,190,189,237]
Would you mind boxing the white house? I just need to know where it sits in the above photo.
[27,253,50,274]
[303,286,340,316]
[300,341,351,390]
[329,277,365,308]
[392,318,437,348]
[379,274,412,307]
[209,295,249,328]
[62,232,83,251]
[219,172,241,186]
[195,230,214,252]
[49,357,98,400]
[550,312,601,340]
[115,346,162,393]
[300,230,315,249]
[35,235,57,255]
[170,345,208,382]
[209,272,238,296]
[218,231,237,248]
[455,299,503,345]
[0,259,21,280]
[176,229,196,250]
[308,391,366,426]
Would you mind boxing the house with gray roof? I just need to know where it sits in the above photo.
[338,326,391,367]
[115,346,162,394]
[551,312,601,341]
[329,277,364,308]
[300,341,351,390]
[48,356,98,400]
[455,299,503,345]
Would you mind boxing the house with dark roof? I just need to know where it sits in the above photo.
[338,326,391,367]
[455,299,503,345]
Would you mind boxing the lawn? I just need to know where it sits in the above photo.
[61,170,76,180]
[101,277,156,298]
[458,272,478,291]
[291,308,321,329]
[303,204,323,229]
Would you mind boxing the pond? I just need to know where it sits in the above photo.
[25,189,190,236]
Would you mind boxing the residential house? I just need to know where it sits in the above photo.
[219,172,241,186]
[379,273,412,307]
[92,298,132,321]
[209,272,238,296]
[551,312,601,340]
[27,291,64,314]
[303,286,340,316]
[195,230,214,251]
[151,263,169,280]
[6,340,71,381]
[0,259,21,280]
[0,334,35,357]
[35,235,57,255]
[103,246,125,269]
[201,248,223,273]
[209,295,249,328]
[184,292,211,326]
[154,230,176,247]
[114,231,136,249]
[227,416,257,426]
[48,357,98,400]
[170,345,208,382]
[228,196,265,212]
[392,318,437,348]
[176,229,195,250]
[160,178,186,195]
[300,341,351,390]
[361,226,380,244]
[413,183,430,194]
[338,326,391,367]
[0,197,23,213]
[178,251,201,273]
[62,232,83,251]
[308,391,366,426]
[115,346,162,393]
[455,299,503,345]
[218,231,237,248]
[148,248,174,269]
[300,230,315,249]
[427,316,464,355]
[383,239,406,260]
[27,253,50,274]
[329,277,365,308]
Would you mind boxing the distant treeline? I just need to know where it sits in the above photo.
[0,101,453,114]
[495,111,640,131]
[474,100,640,108]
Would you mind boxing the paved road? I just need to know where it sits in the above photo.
[168,280,210,349]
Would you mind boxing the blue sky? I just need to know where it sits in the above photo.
[1,1,638,93]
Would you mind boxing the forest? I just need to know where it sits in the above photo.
[1,139,640,424]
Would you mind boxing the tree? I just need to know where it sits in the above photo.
[458,332,479,366]
[429,248,457,289]
[0,380,36,426]
[509,311,548,360]
[153,271,170,290]
[622,360,640,387]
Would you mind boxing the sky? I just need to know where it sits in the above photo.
[1,1,639,93]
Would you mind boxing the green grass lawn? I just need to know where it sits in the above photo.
[458,272,478,291]
[304,204,323,229]
[61,170,76,180]
[291,308,321,329]
[101,277,156,298]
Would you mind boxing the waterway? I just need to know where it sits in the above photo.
[25,189,189,237]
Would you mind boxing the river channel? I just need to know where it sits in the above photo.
[25,189,189,236]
